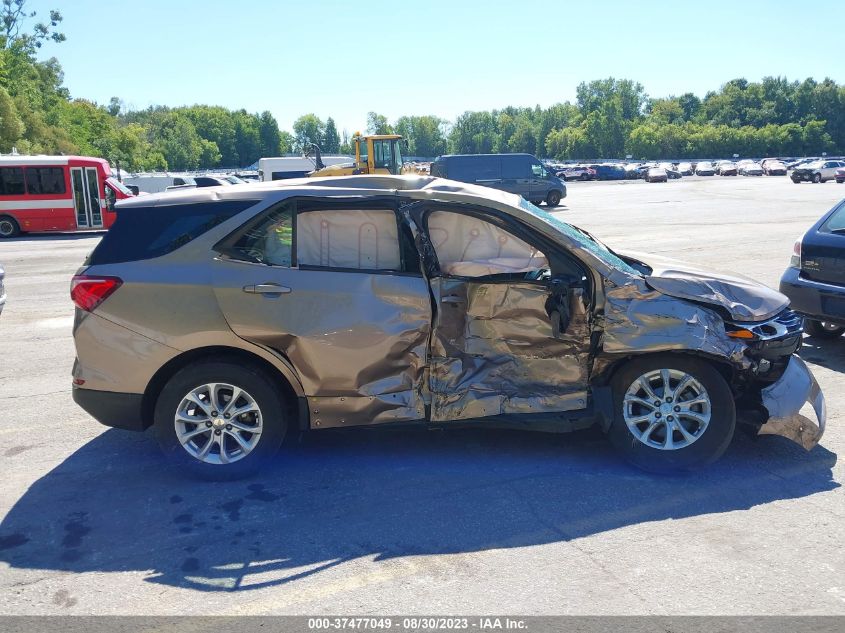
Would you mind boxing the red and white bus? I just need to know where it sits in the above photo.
[0,155,135,238]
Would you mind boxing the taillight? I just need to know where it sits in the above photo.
[790,239,802,269]
[71,275,123,312]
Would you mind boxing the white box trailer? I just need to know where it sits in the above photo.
[258,156,351,182]
[123,173,197,194]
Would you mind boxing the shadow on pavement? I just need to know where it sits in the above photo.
[0,424,838,591]
[4,232,105,242]
[799,334,845,373]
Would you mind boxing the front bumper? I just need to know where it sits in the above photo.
[791,171,814,181]
[758,355,826,450]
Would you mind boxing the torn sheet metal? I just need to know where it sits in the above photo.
[597,277,751,372]
[307,392,425,428]
[616,250,789,322]
[428,278,590,421]
[211,262,431,428]
[759,355,826,450]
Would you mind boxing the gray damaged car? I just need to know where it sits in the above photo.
[70,175,826,478]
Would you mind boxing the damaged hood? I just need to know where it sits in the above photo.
[619,251,789,322]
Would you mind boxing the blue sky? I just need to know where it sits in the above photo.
[26,0,843,135]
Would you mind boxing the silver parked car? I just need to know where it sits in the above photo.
[71,175,825,479]
[792,160,845,183]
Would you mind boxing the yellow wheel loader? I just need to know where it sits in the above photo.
[308,133,408,177]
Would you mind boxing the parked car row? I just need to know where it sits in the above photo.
[541,157,830,182]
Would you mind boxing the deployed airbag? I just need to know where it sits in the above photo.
[428,210,548,277]
[297,209,401,270]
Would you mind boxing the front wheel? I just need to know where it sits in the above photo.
[154,360,288,480]
[607,355,735,473]
[545,190,562,207]
[804,319,845,339]
[0,215,20,238]
[813,173,822,183]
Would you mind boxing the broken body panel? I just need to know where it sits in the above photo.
[79,175,825,451]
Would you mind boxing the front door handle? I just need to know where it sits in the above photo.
[243,283,291,295]
[441,295,465,304]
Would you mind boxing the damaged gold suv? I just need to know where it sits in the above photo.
[71,176,826,478]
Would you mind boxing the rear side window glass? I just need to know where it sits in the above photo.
[25,167,66,195]
[501,158,529,179]
[822,202,845,233]
[88,200,257,265]
[297,209,401,270]
[450,156,499,182]
[227,203,294,266]
[0,167,25,195]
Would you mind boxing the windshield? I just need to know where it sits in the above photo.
[517,198,640,276]
[357,137,368,165]
[106,177,133,196]
[393,140,403,175]
[225,175,246,184]
[372,139,402,175]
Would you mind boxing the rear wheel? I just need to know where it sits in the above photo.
[804,319,845,339]
[545,190,562,207]
[813,173,822,183]
[154,360,288,480]
[607,355,735,473]
[0,216,20,238]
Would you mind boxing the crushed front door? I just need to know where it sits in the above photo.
[415,206,592,422]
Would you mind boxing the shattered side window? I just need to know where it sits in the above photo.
[518,198,640,276]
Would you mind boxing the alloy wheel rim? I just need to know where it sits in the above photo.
[174,382,263,465]
[821,321,843,332]
[623,369,711,450]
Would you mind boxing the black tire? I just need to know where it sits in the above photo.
[545,190,562,207]
[813,173,822,183]
[792,177,801,184]
[0,215,20,238]
[804,319,845,339]
[607,355,735,473]
[154,360,288,480]
[580,173,589,181]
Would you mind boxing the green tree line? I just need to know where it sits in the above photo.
[1,3,843,171]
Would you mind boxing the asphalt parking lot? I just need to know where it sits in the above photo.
[0,176,843,615]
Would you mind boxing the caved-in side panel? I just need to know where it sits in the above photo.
[212,261,431,427]
[307,392,425,428]
[429,278,590,421]
[594,279,751,377]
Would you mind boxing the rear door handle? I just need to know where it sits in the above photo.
[243,283,291,295]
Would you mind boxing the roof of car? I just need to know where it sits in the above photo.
[116,175,521,209]
[114,175,630,283]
